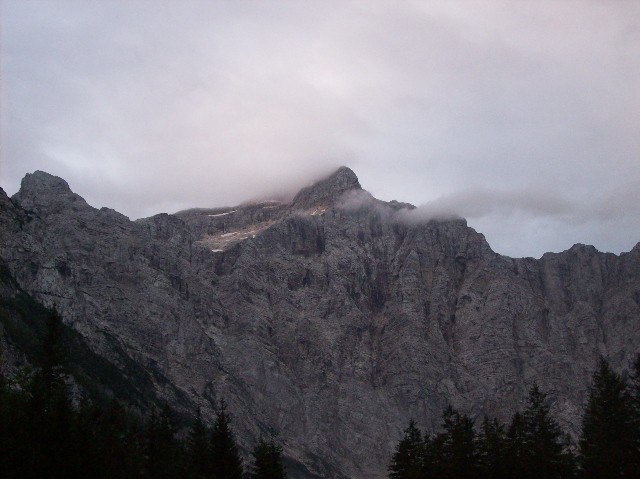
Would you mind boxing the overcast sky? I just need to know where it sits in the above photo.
[2,1,639,258]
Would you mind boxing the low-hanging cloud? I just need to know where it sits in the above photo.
[409,187,575,221]
[405,182,640,225]
[399,182,640,257]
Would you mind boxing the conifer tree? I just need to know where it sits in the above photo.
[421,433,439,478]
[476,415,508,479]
[29,307,76,478]
[0,345,11,478]
[74,398,141,479]
[438,406,479,479]
[631,354,640,406]
[250,432,287,479]
[40,308,67,395]
[0,342,6,393]
[144,406,183,479]
[521,384,575,478]
[579,358,638,478]
[504,411,527,478]
[1,378,33,478]
[388,419,423,479]
[210,399,244,479]
[187,410,213,479]
[144,409,162,478]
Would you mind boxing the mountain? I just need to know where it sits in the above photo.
[1,167,639,478]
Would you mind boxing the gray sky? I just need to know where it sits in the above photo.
[2,0,639,258]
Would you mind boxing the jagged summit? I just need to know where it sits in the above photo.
[19,170,72,193]
[14,170,88,213]
[291,166,361,210]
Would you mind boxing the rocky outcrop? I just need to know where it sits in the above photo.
[291,166,361,210]
[1,168,639,478]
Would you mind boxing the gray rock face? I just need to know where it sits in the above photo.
[1,168,639,478]
[291,166,361,210]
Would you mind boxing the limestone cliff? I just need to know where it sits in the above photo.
[1,168,639,478]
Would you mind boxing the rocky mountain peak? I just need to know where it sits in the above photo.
[0,187,10,204]
[20,170,72,194]
[14,170,88,214]
[291,166,361,210]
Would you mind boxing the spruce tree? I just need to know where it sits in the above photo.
[0,342,5,392]
[631,354,640,407]
[0,371,33,478]
[144,406,183,479]
[504,412,527,478]
[438,406,479,479]
[250,432,287,479]
[95,399,144,479]
[210,399,244,479]
[476,415,508,479]
[388,419,423,479]
[579,358,638,478]
[187,410,213,479]
[421,433,439,478]
[40,308,67,395]
[521,384,575,479]
[0,345,12,478]
[29,307,76,478]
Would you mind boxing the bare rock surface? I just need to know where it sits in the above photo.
[1,168,639,478]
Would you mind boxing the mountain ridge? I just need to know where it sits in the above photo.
[1,167,639,478]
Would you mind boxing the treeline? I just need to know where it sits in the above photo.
[389,357,640,478]
[0,310,286,479]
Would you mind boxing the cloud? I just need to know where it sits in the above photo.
[1,0,639,257]
[408,187,575,221]
[404,182,640,257]
[585,181,640,223]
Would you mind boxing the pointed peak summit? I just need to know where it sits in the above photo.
[291,166,361,210]
[329,166,360,183]
[20,171,72,194]
[14,170,88,214]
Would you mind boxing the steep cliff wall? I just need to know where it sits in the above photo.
[1,168,638,478]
